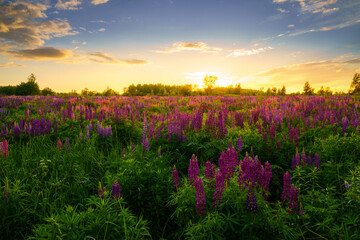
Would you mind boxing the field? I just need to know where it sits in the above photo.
[1,95,360,239]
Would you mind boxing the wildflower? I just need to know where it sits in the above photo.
[314,153,320,169]
[246,190,258,213]
[218,147,238,184]
[194,177,206,215]
[79,132,83,140]
[57,138,62,150]
[0,139,8,157]
[344,180,352,189]
[342,117,348,136]
[188,154,199,185]
[213,170,224,207]
[205,161,215,180]
[112,180,121,200]
[237,135,243,152]
[121,149,126,158]
[172,165,179,189]
[276,140,281,150]
[97,182,106,198]
[307,154,313,167]
[281,171,292,201]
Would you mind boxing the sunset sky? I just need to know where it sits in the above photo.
[0,0,360,93]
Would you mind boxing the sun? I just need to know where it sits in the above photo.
[185,71,238,89]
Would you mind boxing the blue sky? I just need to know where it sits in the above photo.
[0,0,359,93]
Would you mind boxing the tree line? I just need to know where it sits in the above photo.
[1,73,359,96]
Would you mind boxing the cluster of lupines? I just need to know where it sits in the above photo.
[172,165,179,189]
[112,180,121,200]
[188,154,199,185]
[238,154,272,195]
[236,135,242,152]
[291,148,320,170]
[0,138,8,157]
[97,122,113,138]
[281,171,299,214]
[342,116,348,135]
[57,138,62,150]
[218,147,238,184]
[246,190,258,213]
[194,177,206,215]
[213,170,224,207]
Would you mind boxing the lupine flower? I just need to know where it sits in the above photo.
[65,138,70,152]
[3,177,10,201]
[86,130,90,140]
[112,180,121,200]
[131,143,135,152]
[172,165,179,188]
[246,190,258,213]
[188,154,199,185]
[213,170,224,207]
[307,154,313,167]
[79,132,83,140]
[205,161,216,181]
[344,180,352,189]
[97,182,106,198]
[218,147,238,184]
[262,161,272,200]
[301,149,306,166]
[237,135,242,152]
[194,177,206,215]
[57,138,62,150]
[122,148,126,158]
[0,139,8,157]
[287,186,298,214]
[276,140,281,150]
[281,171,292,201]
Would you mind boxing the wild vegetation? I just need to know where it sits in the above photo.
[0,94,359,239]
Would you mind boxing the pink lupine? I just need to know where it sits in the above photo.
[188,154,199,185]
[172,165,179,189]
[57,138,62,150]
[194,177,206,215]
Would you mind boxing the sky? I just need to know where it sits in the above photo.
[0,0,360,93]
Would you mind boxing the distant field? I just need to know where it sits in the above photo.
[1,95,360,239]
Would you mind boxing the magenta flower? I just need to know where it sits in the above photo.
[287,186,298,214]
[194,177,206,215]
[213,170,224,207]
[57,138,62,150]
[236,135,243,152]
[218,147,238,184]
[204,161,215,183]
[112,180,121,200]
[246,190,258,213]
[0,139,8,157]
[188,154,199,185]
[281,171,292,202]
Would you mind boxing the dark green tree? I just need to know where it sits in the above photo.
[349,73,360,95]
[15,73,40,95]
[41,87,55,96]
[303,81,314,95]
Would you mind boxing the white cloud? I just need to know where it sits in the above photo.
[155,42,222,53]
[55,0,82,10]
[227,46,273,57]
[288,24,295,27]
[91,0,110,5]
[88,52,148,65]
[98,28,106,32]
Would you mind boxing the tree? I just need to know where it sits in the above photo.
[279,85,286,95]
[349,73,360,95]
[303,81,314,95]
[317,86,325,95]
[203,74,218,95]
[15,73,40,95]
[41,87,55,96]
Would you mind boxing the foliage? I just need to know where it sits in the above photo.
[349,73,360,95]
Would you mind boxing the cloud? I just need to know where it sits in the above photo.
[88,52,148,65]
[155,42,222,53]
[241,56,360,92]
[0,0,77,50]
[98,28,106,32]
[91,0,110,5]
[273,0,339,15]
[227,46,273,57]
[8,47,72,60]
[288,24,295,27]
[0,62,25,68]
[55,0,82,10]
[277,8,289,13]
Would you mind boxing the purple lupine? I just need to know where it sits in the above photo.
[122,148,126,158]
[276,140,281,150]
[112,180,121,200]
[237,135,243,152]
[57,138,62,150]
[172,165,179,189]
[314,153,320,169]
[205,161,216,187]
[141,118,149,151]
[194,177,206,215]
[86,130,90,140]
[300,149,306,166]
[344,181,352,189]
[287,186,298,214]
[281,171,292,201]
[213,170,224,207]
[65,138,70,152]
[246,190,258,213]
[262,161,272,200]
[131,143,135,152]
[342,117,348,136]
[188,154,199,185]
[218,147,238,184]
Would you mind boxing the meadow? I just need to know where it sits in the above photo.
[1,95,360,239]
